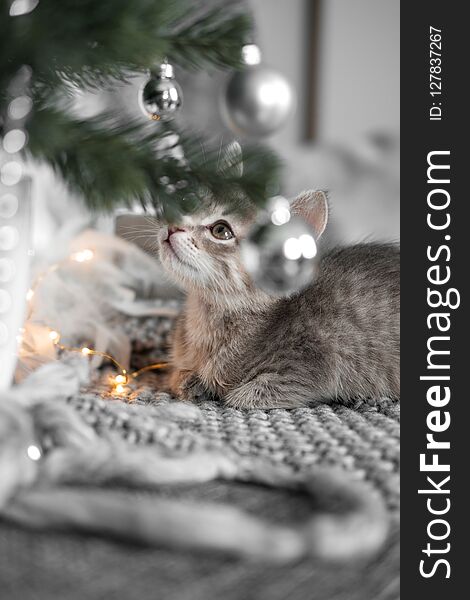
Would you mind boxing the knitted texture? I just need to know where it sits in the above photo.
[0,314,400,600]
[67,315,400,514]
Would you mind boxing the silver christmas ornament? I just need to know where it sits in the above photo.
[139,61,183,121]
[221,44,294,138]
[241,197,318,295]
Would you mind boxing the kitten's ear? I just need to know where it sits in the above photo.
[218,140,243,178]
[290,190,329,239]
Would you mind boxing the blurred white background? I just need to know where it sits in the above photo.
[248,0,400,244]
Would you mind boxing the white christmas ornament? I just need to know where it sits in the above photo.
[139,61,183,121]
[222,44,294,138]
[241,197,319,295]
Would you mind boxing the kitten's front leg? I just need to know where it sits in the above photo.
[224,374,313,410]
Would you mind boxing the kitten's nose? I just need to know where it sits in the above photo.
[167,226,185,238]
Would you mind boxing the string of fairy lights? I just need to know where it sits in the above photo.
[22,248,168,395]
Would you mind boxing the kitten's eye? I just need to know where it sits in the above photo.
[210,220,234,240]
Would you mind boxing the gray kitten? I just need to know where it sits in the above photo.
[156,190,399,409]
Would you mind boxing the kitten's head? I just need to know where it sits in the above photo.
[156,144,328,301]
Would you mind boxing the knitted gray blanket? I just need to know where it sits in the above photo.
[0,315,400,600]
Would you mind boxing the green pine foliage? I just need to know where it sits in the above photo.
[0,0,281,217]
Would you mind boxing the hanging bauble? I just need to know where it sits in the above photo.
[240,197,319,295]
[221,44,294,138]
[139,61,183,121]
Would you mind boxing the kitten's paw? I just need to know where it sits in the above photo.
[168,369,193,398]
[224,376,307,410]
[180,374,210,402]
[168,369,209,401]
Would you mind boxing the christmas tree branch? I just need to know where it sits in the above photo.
[1,0,250,95]
[26,107,281,219]
[2,0,278,219]
[164,8,252,70]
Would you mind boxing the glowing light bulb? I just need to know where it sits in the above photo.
[72,249,94,262]
[299,234,317,259]
[114,374,128,384]
[27,445,41,461]
[115,384,126,394]
[283,237,302,260]
[0,161,23,186]
[48,330,60,342]
[0,225,19,250]
[0,193,18,219]
[242,44,262,66]
[10,0,40,17]
[2,129,27,154]
[81,347,92,355]
[8,96,33,120]
[271,206,291,226]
